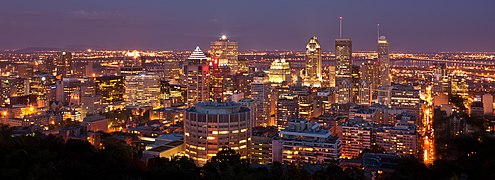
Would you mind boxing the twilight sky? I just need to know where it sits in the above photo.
[1,0,494,52]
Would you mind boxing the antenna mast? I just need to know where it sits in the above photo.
[339,17,343,38]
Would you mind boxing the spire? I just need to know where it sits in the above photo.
[339,17,343,38]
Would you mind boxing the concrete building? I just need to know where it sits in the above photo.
[81,115,108,133]
[251,72,272,127]
[375,125,418,156]
[279,119,340,165]
[184,101,251,166]
[338,120,372,159]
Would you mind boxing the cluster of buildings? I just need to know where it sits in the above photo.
[2,20,495,180]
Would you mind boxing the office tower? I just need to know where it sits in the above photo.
[210,60,233,101]
[43,57,56,75]
[291,73,316,120]
[80,79,100,118]
[335,39,353,103]
[338,120,372,158]
[378,84,421,117]
[251,72,272,127]
[278,119,341,165]
[483,94,493,115]
[17,64,34,80]
[432,63,450,95]
[209,35,240,73]
[233,72,252,97]
[124,50,142,67]
[185,47,210,107]
[56,51,73,78]
[303,36,322,87]
[351,65,360,103]
[184,101,251,166]
[375,124,418,156]
[268,59,291,84]
[276,94,299,130]
[124,72,161,108]
[238,98,257,128]
[95,76,125,105]
[322,65,336,88]
[378,36,391,87]
[361,61,379,102]
[358,80,372,106]
[450,73,469,100]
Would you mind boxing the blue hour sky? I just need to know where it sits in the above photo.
[1,0,494,52]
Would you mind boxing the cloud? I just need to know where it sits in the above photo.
[71,10,121,20]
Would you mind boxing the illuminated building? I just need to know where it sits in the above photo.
[184,101,251,166]
[483,94,493,115]
[378,36,391,87]
[335,39,353,103]
[268,59,291,84]
[432,63,450,95]
[123,50,142,67]
[185,46,210,107]
[375,125,418,156]
[290,75,315,120]
[150,107,184,124]
[360,61,379,103]
[210,61,233,101]
[351,65,360,103]
[322,65,336,88]
[209,35,241,73]
[450,73,469,100]
[159,80,186,107]
[358,80,372,106]
[95,76,125,105]
[56,51,73,78]
[124,72,161,108]
[338,120,371,158]
[42,57,56,75]
[80,80,101,118]
[238,98,257,128]
[276,94,298,129]
[378,84,421,117]
[303,37,322,87]
[81,115,108,133]
[279,119,340,165]
[233,72,252,97]
[251,72,272,126]
[251,126,278,164]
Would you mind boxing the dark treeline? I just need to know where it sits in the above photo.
[1,124,495,180]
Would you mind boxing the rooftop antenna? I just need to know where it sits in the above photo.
[339,17,343,38]
[377,23,380,40]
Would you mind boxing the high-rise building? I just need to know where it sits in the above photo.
[210,61,233,101]
[251,126,278,164]
[251,72,272,127]
[375,125,418,156]
[56,51,73,78]
[361,61,379,103]
[276,94,299,130]
[124,72,161,108]
[290,79,315,120]
[185,47,210,107]
[378,84,421,117]
[303,37,322,87]
[268,59,291,85]
[278,119,341,165]
[209,35,241,73]
[184,101,251,166]
[378,36,391,87]
[338,120,372,159]
[450,73,469,100]
[432,63,450,95]
[335,39,353,104]
[95,76,125,106]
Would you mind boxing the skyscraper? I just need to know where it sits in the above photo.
[251,72,272,127]
[209,35,240,73]
[268,59,291,85]
[303,36,322,87]
[184,101,251,166]
[185,47,210,107]
[124,72,161,108]
[276,94,299,130]
[56,51,73,78]
[335,39,353,104]
[378,36,391,87]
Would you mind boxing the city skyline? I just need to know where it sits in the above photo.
[1,0,495,52]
